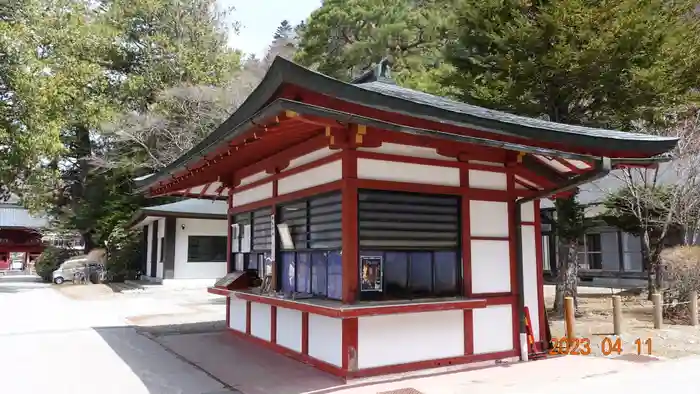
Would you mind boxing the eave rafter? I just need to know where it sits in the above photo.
[150,113,314,196]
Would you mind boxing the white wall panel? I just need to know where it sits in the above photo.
[471,240,511,294]
[470,201,509,237]
[276,307,303,352]
[357,158,460,186]
[359,143,457,161]
[232,182,273,207]
[228,297,247,332]
[239,171,270,186]
[250,302,272,341]
[286,147,335,170]
[278,160,342,195]
[307,314,342,367]
[357,310,464,369]
[469,169,507,190]
[472,305,514,354]
[521,225,540,339]
[520,201,535,222]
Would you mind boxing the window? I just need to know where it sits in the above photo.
[276,192,343,299]
[579,233,602,270]
[187,236,227,262]
[357,190,461,301]
[159,237,164,262]
[362,250,460,300]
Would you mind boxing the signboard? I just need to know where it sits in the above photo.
[360,256,383,292]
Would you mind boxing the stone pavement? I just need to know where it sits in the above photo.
[2,275,698,394]
[0,275,233,394]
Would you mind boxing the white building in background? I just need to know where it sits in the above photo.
[128,199,229,288]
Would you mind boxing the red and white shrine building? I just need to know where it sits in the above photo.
[137,57,677,379]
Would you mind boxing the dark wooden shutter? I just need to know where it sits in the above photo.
[358,190,459,249]
[252,207,272,251]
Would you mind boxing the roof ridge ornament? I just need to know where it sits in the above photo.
[351,56,396,85]
[375,57,395,85]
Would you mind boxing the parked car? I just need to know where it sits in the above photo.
[52,257,88,284]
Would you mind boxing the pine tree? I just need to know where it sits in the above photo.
[444,0,700,311]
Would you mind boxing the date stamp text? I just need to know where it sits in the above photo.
[549,337,653,356]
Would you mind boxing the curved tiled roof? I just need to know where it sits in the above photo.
[137,56,678,192]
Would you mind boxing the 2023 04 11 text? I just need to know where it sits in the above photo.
[549,337,652,356]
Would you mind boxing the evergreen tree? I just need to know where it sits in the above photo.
[444,0,700,310]
[295,0,455,93]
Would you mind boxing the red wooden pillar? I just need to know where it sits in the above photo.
[534,199,546,344]
[341,148,359,304]
[226,190,233,329]
[506,169,520,349]
[460,165,475,356]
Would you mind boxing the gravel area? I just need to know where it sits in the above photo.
[546,286,700,359]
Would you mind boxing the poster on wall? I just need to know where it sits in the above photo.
[360,256,383,292]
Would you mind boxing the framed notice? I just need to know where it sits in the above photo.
[360,256,383,292]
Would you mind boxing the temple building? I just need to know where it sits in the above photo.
[128,198,229,287]
[136,57,677,379]
[0,195,48,271]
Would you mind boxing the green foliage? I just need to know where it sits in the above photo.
[295,0,455,93]
[35,246,79,282]
[105,226,142,281]
[7,0,241,252]
[444,0,700,128]
[554,192,589,242]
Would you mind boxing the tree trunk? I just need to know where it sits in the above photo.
[553,239,579,315]
[82,231,96,254]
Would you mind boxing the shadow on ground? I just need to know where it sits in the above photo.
[0,275,47,294]
[93,321,349,394]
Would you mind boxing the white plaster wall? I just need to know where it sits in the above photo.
[285,147,334,170]
[239,171,270,186]
[174,218,228,279]
[229,296,247,332]
[469,169,507,190]
[520,201,535,222]
[470,201,509,237]
[521,225,540,339]
[357,158,460,186]
[146,222,153,277]
[232,182,273,207]
[250,302,272,341]
[308,314,342,367]
[471,240,511,294]
[472,305,514,354]
[357,310,464,369]
[276,307,303,352]
[278,160,342,195]
[157,218,165,279]
[359,143,457,161]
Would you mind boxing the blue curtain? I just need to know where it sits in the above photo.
[311,252,327,296]
[327,251,343,300]
[281,252,295,293]
[296,252,311,293]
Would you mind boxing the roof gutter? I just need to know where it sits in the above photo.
[514,157,612,361]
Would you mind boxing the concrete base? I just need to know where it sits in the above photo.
[137,276,215,289]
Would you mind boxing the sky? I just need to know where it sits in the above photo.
[218,0,322,58]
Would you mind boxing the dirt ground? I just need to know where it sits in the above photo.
[545,286,700,359]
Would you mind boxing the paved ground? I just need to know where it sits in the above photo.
[2,277,700,393]
[0,275,232,394]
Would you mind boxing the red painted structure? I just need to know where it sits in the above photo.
[138,57,678,379]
